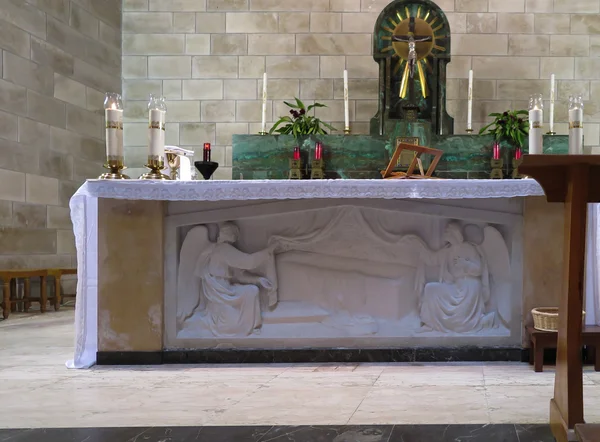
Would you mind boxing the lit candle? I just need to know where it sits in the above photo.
[549,74,555,134]
[261,72,268,134]
[203,143,211,162]
[568,95,584,154]
[467,69,473,132]
[343,69,350,132]
[293,146,300,161]
[493,141,500,160]
[528,94,543,155]
[315,142,323,160]
[148,94,166,158]
[104,92,123,159]
[514,147,523,160]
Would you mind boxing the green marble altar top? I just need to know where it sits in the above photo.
[232,134,568,180]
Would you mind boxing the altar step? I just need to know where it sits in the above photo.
[262,301,330,324]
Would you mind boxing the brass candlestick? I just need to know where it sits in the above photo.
[258,131,268,135]
[465,128,474,134]
[311,159,324,179]
[490,158,504,179]
[344,127,351,135]
[512,157,524,179]
[289,159,302,180]
[140,155,170,180]
[99,157,129,179]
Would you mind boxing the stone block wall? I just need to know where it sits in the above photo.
[0,0,121,270]
[122,0,600,179]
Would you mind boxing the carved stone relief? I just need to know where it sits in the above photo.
[174,206,514,342]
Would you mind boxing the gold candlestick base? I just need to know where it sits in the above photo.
[289,159,302,180]
[512,157,524,179]
[344,127,351,135]
[490,158,504,179]
[546,131,556,135]
[258,131,268,135]
[140,156,170,180]
[465,128,474,134]
[311,159,324,179]
[99,158,129,180]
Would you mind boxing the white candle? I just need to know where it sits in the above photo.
[149,108,166,157]
[549,74,555,134]
[569,95,584,155]
[528,94,543,155]
[261,72,268,133]
[467,69,473,132]
[343,69,350,131]
[105,108,123,158]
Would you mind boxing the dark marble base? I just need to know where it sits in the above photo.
[97,346,524,365]
[0,425,555,441]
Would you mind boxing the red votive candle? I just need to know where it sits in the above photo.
[203,143,211,162]
[492,142,501,160]
[315,142,322,160]
[515,147,523,160]
[293,146,300,161]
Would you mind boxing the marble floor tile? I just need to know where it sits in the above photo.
[349,386,490,425]
[260,425,393,441]
[514,424,556,442]
[388,424,518,442]
[485,385,554,424]
[376,364,484,387]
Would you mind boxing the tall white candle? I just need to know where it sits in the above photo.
[148,95,166,158]
[467,70,473,132]
[261,73,268,133]
[568,95,584,154]
[104,93,123,158]
[549,74,555,134]
[528,94,543,155]
[343,69,350,131]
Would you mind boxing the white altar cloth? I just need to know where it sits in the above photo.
[67,179,599,368]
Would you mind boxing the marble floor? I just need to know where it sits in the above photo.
[1,310,599,433]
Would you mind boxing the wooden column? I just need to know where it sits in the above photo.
[520,155,600,442]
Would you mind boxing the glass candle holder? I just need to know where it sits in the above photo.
[568,95,584,154]
[528,94,543,155]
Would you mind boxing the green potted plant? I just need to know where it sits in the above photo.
[479,110,529,149]
[269,97,336,137]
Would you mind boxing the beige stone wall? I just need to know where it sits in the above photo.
[0,0,121,270]
[122,0,600,179]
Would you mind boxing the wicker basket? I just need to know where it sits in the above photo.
[532,307,586,332]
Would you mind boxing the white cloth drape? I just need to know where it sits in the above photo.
[65,180,600,369]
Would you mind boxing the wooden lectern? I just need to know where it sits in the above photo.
[520,155,600,442]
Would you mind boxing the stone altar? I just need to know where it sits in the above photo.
[65,179,599,367]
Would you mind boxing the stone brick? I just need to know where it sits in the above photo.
[354,99,377,121]
[296,34,371,55]
[196,12,225,33]
[39,149,74,179]
[575,58,600,80]
[525,0,553,12]
[557,80,590,101]
[0,169,25,202]
[124,0,149,11]
[85,39,122,78]
[123,12,173,33]
[18,117,50,150]
[266,56,319,78]
[250,0,328,11]
[0,110,18,142]
[28,0,70,22]
[201,100,236,122]
[540,56,574,79]
[165,100,200,122]
[47,16,87,60]
[3,52,53,96]
[248,34,295,55]
[0,17,31,58]
[497,13,534,33]
[13,203,46,229]
[497,79,548,100]
[592,36,600,57]
[180,122,216,145]
[28,90,66,128]
[123,79,163,100]
[447,79,496,100]
[70,3,99,39]
[447,13,467,34]
[571,14,600,35]
[226,12,278,33]
[488,0,525,12]
[550,35,590,57]
[341,12,378,32]
[216,122,248,145]
[73,58,121,92]
[211,34,247,55]
[346,55,379,78]
[183,79,224,99]
[320,55,345,78]
[267,79,299,99]
[26,174,59,205]
[310,13,342,33]
[455,0,488,12]
[123,56,148,78]
[31,37,75,78]
[207,0,248,10]
[555,0,599,13]
[453,34,508,56]
[331,0,360,11]
[236,100,272,122]
[472,56,540,79]
[0,138,39,175]
[54,74,87,108]
[0,0,46,39]
[87,0,122,28]
[124,101,148,122]
[148,56,192,78]
[0,200,11,227]
[193,55,238,78]
[123,34,186,55]
[163,80,182,99]
[57,229,76,254]
[534,14,570,34]
[466,13,497,33]
[0,228,56,255]
[279,13,310,33]
[66,104,102,138]
[174,13,196,33]
[224,79,257,99]
[58,180,80,207]
[149,0,206,11]
[299,79,333,99]
[314,99,352,124]
[50,127,104,163]
[86,87,106,113]
[72,157,103,181]
[239,56,265,78]
[333,78,378,99]
[508,35,550,56]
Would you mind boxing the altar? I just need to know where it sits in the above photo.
[67,179,600,368]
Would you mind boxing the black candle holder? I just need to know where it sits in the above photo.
[194,161,219,180]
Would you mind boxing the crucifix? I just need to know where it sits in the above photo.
[392,16,432,109]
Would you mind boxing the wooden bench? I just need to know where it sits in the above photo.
[527,325,600,372]
[575,424,600,441]
[0,269,76,319]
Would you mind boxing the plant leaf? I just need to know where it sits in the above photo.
[283,100,299,109]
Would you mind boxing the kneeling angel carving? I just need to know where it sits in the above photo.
[407,222,512,333]
[177,222,277,337]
